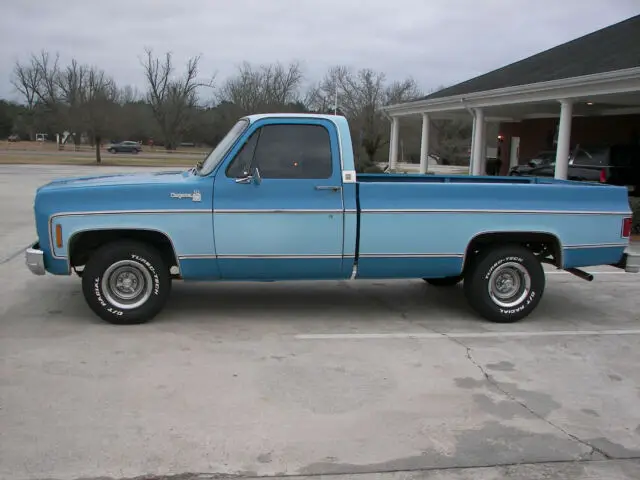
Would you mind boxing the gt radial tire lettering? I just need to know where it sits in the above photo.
[499,291,536,315]
[131,254,160,295]
[94,277,107,307]
[94,276,123,315]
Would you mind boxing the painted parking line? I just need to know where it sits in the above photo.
[546,271,629,275]
[295,329,640,340]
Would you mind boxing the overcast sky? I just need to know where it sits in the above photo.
[1,0,639,101]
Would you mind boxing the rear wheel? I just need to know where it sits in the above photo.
[463,244,545,323]
[423,275,463,287]
[81,240,171,325]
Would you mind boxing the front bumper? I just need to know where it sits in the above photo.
[25,242,46,275]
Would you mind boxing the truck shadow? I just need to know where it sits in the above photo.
[154,279,609,328]
[13,276,616,329]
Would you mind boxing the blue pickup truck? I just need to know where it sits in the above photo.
[26,113,637,325]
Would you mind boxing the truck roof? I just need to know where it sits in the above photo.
[244,113,347,122]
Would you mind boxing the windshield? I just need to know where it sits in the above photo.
[198,119,249,175]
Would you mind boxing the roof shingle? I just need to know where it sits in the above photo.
[419,14,640,101]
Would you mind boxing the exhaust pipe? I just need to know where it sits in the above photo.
[564,268,594,282]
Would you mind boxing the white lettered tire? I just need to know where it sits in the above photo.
[464,245,545,323]
[82,240,171,325]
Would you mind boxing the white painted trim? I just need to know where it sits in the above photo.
[382,67,640,116]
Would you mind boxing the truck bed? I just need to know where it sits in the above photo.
[353,173,631,279]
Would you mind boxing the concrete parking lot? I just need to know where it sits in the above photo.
[1,164,640,480]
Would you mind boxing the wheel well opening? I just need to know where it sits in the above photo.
[464,232,562,270]
[69,229,179,270]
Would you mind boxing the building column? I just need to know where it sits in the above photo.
[419,113,430,174]
[388,116,400,171]
[468,116,476,174]
[478,117,488,175]
[471,108,485,175]
[554,100,573,180]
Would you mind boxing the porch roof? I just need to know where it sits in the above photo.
[383,14,640,118]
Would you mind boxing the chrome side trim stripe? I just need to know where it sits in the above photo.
[213,209,344,214]
[359,253,464,258]
[179,254,348,260]
[48,208,628,217]
[51,209,213,220]
[178,247,626,261]
[563,243,629,249]
[178,253,463,260]
[361,209,631,216]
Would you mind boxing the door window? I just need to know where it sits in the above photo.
[252,124,333,179]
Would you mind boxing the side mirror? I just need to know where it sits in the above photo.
[235,175,252,184]
[234,166,261,185]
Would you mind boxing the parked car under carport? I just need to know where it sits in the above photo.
[509,145,640,195]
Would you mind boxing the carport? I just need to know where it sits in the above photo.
[382,14,640,179]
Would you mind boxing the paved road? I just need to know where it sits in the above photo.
[1,165,640,480]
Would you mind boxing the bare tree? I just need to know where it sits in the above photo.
[55,59,88,148]
[217,61,305,113]
[31,51,61,107]
[117,85,142,105]
[79,67,118,163]
[418,86,473,165]
[308,66,422,169]
[12,51,63,139]
[141,48,214,150]
[11,59,40,140]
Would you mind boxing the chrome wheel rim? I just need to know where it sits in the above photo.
[101,260,153,310]
[487,262,531,308]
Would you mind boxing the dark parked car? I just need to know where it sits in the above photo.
[510,144,640,195]
[107,141,141,154]
[508,150,557,176]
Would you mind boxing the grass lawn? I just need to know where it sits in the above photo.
[2,140,209,155]
[0,153,197,168]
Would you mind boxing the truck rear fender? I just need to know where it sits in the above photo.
[463,231,563,271]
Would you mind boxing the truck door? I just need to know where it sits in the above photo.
[212,118,345,280]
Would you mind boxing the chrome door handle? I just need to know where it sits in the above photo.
[315,186,342,192]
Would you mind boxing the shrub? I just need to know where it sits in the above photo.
[630,196,640,235]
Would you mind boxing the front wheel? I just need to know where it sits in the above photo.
[463,245,545,323]
[81,240,171,325]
